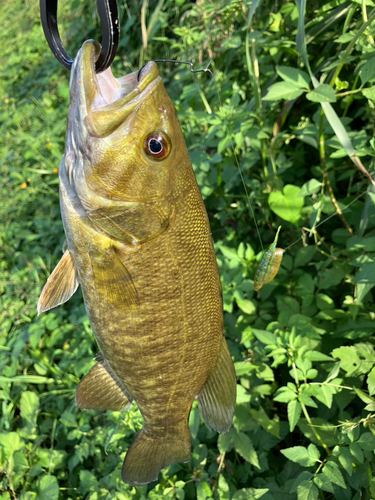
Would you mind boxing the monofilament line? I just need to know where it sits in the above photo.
[211,72,264,251]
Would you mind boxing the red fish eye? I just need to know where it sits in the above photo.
[143,131,170,160]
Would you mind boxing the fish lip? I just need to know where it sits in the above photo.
[81,40,159,114]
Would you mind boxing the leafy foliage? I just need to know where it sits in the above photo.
[1,0,375,499]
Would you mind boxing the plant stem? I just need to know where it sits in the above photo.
[300,401,332,455]
[310,382,354,391]
[319,109,353,235]
[291,363,332,455]
[362,0,375,45]
[343,74,360,117]
[336,88,363,98]
[330,9,375,86]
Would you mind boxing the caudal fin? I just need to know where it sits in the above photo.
[122,428,191,486]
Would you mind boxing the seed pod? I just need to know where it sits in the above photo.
[254,226,284,291]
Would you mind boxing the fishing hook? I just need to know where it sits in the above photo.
[39,0,119,73]
[137,59,212,82]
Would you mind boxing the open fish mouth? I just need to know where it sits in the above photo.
[78,40,160,137]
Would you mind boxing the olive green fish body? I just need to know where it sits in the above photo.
[39,41,236,485]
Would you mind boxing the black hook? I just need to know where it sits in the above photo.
[39,0,119,73]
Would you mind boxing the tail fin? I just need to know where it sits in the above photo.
[122,428,191,486]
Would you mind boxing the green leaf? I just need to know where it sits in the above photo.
[352,263,375,283]
[362,86,375,101]
[189,406,200,439]
[338,447,353,476]
[0,432,25,462]
[38,475,59,500]
[221,35,242,50]
[196,480,212,500]
[357,432,375,451]
[236,297,256,315]
[281,445,319,467]
[276,66,310,89]
[322,461,346,488]
[298,179,323,197]
[20,391,39,436]
[0,375,54,384]
[269,185,304,225]
[218,475,230,500]
[353,387,375,404]
[234,430,260,468]
[252,328,277,345]
[290,472,313,493]
[306,84,336,103]
[298,418,339,447]
[368,367,375,395]
[297,480,319,500]
[314,473,334,493]
[314,385,334,409]
[263,82,304,101]
[287,400,302,432]
[332,346,361,375]
[294,246,316,267]
[232,488,269,500]
[359,57,375,85]
[274,386,297,403]
[218,428,235,454]
[305,351,333,362]
[79,470,99,492]
[349,442,364,463]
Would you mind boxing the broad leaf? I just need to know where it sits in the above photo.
[263,82,304,101]
[276,66,310,89]
[281,445,319,467]
[306,84,336,103]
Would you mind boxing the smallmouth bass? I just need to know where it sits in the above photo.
[38,40,236,486]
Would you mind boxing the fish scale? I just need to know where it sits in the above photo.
[38,40,236,486]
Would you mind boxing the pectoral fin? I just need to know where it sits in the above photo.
[76,356,132,411]
[197,336,236,434]
[91,248,139,309]
[37,249,79,315]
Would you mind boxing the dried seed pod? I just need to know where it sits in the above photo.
[254,227,284,291]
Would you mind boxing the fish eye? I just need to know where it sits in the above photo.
[143,131,170,160]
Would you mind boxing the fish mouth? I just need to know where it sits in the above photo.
[79,40,160,137]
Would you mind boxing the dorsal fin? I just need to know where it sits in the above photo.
[38,249,79,315]
[76,357,132,411]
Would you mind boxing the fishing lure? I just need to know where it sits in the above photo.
[254,226,284,291]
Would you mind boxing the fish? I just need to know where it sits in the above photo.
[253,226,284,291]
[38,40,236,486]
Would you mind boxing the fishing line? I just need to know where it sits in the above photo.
[203,71,370,288]
[282,189,367,252]
[209,69,264,251]
[166,42,369,289]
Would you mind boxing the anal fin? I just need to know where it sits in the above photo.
[197,336,236,434]
[38,249,79,314]
[76,356,132,411]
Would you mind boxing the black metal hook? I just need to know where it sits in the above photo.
[39,0,119,73]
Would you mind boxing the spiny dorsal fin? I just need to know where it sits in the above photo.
[76,358,132,411]
[37,249,79,315]
[197,336,236,434]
